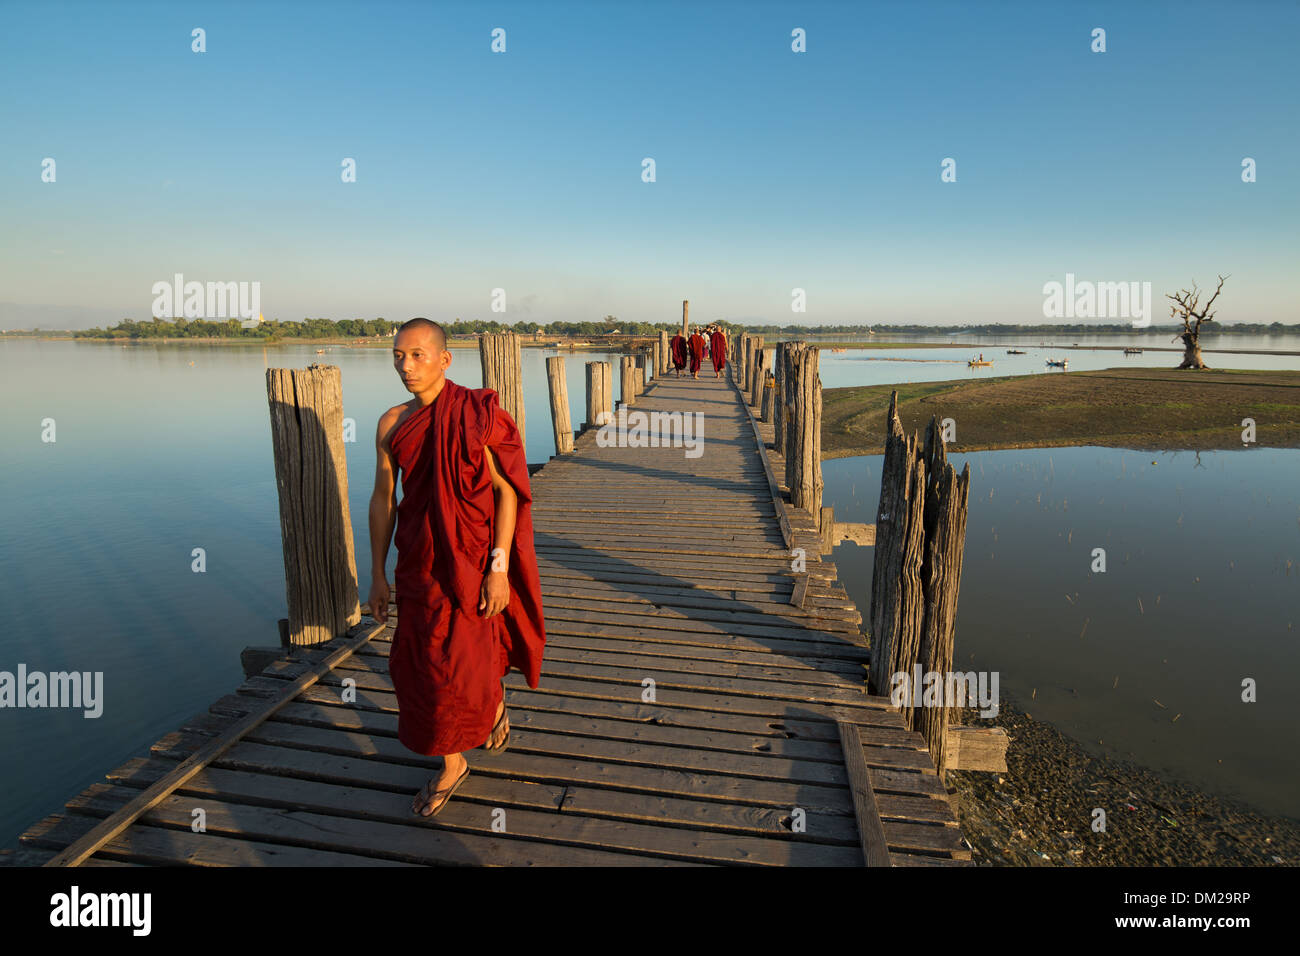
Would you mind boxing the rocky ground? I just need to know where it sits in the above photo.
[946,699,1299,866]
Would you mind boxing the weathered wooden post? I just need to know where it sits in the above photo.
[266,364,361,646]
[545,356,574,454]
[659,330,670,373]
[785,346,822,519]
[652,340,661,379]
[638,349,650,383]
[760,369,775,422]
[867,392,973,781]
[750,345,771,408]
[585,360,612,427]
[775,341,806,457]
[634,366,645,395]
[479,331,526,457]
[620,356,637,407]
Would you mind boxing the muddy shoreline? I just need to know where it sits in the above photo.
[946,699,1299,866]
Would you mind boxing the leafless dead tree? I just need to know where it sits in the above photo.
[1167,275,1228,370]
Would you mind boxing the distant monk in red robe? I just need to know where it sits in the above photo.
[709,327,727,378]
[688,328,705,379]
[368,318,546,817]
[670,331,688,377]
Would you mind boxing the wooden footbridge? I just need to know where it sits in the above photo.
[10,345,974,867]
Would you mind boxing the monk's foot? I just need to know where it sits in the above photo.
[484,698,509,751]
[412,752,468,817]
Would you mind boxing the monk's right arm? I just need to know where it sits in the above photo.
[367,415,399,623]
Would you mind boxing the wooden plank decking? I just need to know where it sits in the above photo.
[11,370,971,867]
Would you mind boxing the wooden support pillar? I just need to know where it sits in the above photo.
[867,393,972,781]
[785,346,822,518]
[659,330,670,373]
[265,364,361,646]
[760,369,775,422]
[479,331,525,457]
[751,345,771,408]
[820,506,835,552]
[775,341,806,457]
[585,360,612,427]
[634,366,644,395]
[545,356,574,454]
[638,349,650,383]
[620,356,636,407]
[652,340,661,379]
[682,300,689,336]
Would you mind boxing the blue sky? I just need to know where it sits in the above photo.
[2,0,1297,328]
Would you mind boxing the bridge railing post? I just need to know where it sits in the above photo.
[266,364,361,646]
[760,369,775,422]
[867,392,971,782]
[585,360,612,428]
[785,345,822,520]
[479,331,526,458]
[620,356,637,407]
[545,356,574,454]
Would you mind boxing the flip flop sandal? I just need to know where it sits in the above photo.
[415,763,469,818]
[482,680,510,754]
[483,704,510,754]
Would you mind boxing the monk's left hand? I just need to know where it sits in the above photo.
[479,570,510,617]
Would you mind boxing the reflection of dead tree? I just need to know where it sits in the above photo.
[1167,275,1227,370]
[1193,450,1205,469]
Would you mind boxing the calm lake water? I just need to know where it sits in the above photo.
[0,338,622,849]
[1,337,1297,849]
[812,332,1300,389]
[824,447,1300,820]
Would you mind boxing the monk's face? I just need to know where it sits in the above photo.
[393,327,451,394]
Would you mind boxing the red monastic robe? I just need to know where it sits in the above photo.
[670,334,688,369]
[709,330,726,372]
[388,380,546,755]
[688,333,705,374]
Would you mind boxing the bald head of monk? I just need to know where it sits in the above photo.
[394,317,452,403]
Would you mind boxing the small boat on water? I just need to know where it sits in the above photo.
[968,360,993,367]
[1006,349,1026,355]
[1046,359,1068,368]
[1124,348,1143,355]
[831,347,847,353]
[315,348,326,354]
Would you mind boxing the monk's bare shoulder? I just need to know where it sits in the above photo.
[377,400,418,455]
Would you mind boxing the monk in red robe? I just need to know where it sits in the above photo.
[687,328,705,379]
[709,327,727,378]
[368,318,546,817]
[669,331,688,377]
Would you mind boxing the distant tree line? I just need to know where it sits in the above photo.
[70,315,708,340]
[56,316,1300,341]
